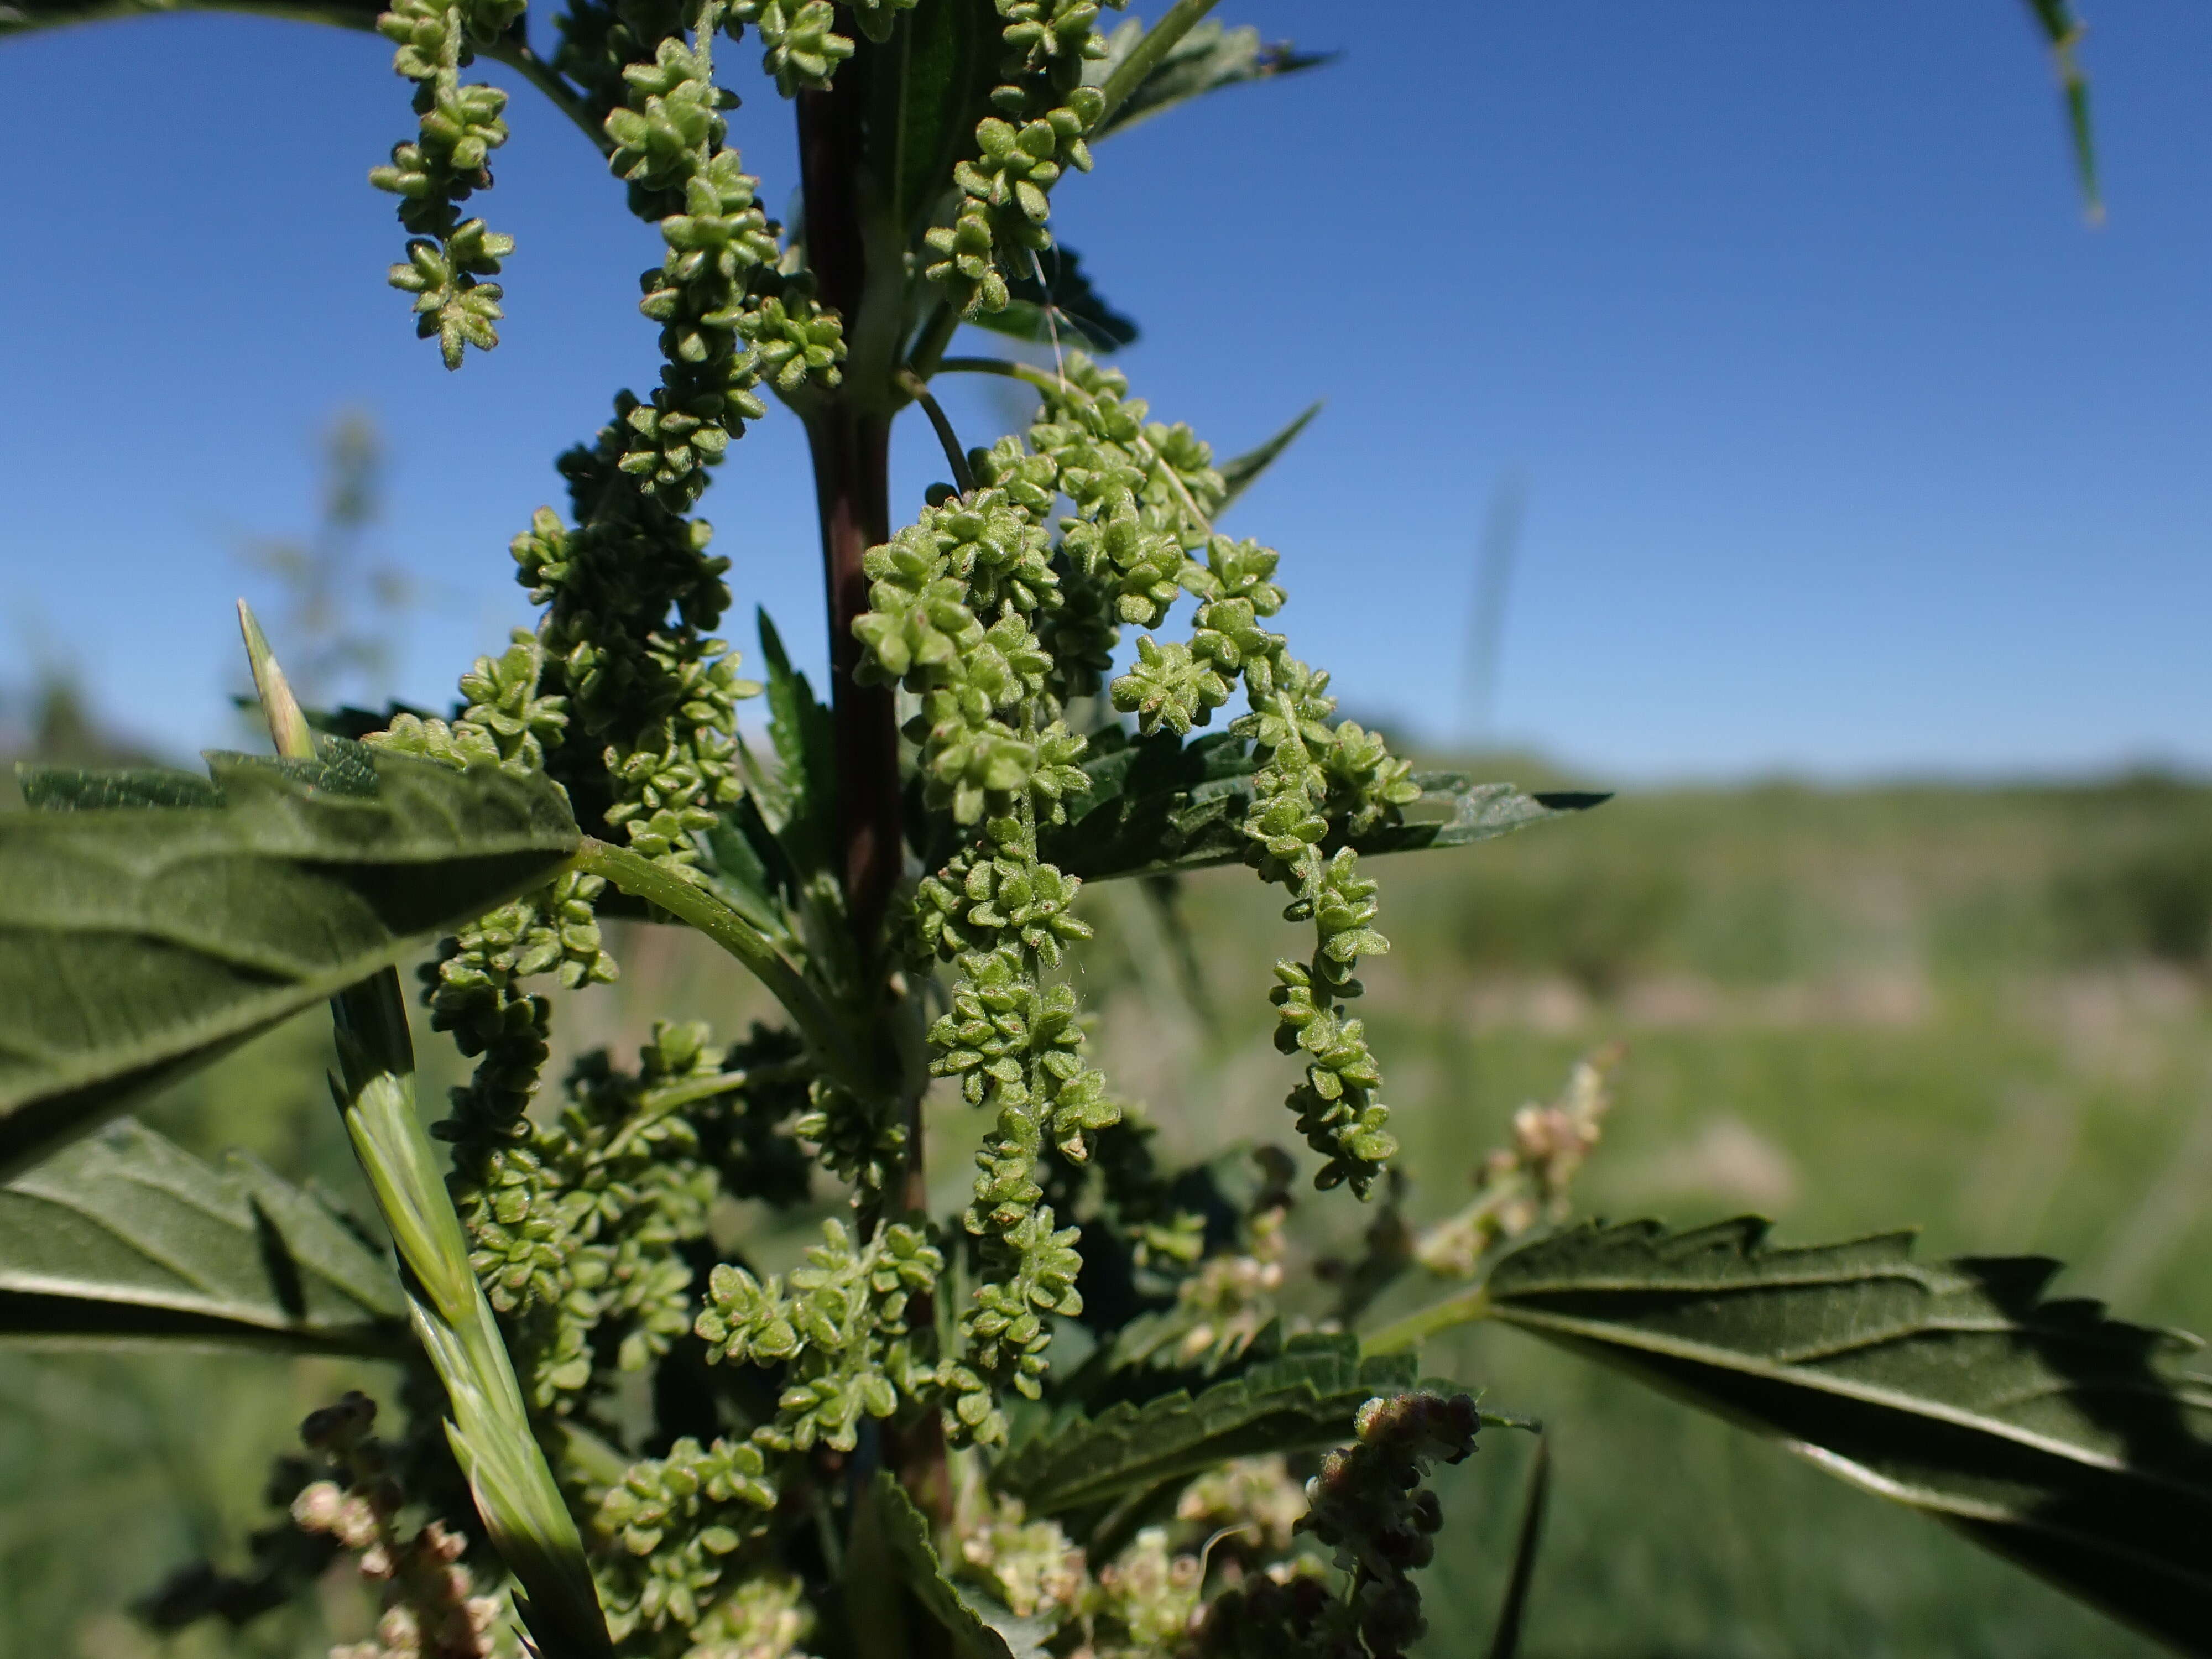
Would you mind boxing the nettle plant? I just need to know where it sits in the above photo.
[2,2,2209,1657]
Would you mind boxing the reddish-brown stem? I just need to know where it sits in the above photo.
[799,28,952,1546]
[803,404,900,942]
[797,75,902,961]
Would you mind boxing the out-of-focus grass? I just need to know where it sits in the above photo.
[7,768,2211,1657]
[1078,768,2212,1659]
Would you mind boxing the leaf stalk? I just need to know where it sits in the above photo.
[567,836,885,1102]
[1094,0,1222,131]
[1360,1286,1493,1357]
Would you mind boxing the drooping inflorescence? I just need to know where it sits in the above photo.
[370,0,526,367]
[852,474,1117,1441]
[923,1,1126,316]
[602,8,845,513]
[1022,352,1420,1196]
[593,1434,779,1647]
[851,342,1430,1440]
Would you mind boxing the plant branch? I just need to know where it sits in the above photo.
[897,369,976,493]
[903,298,963,381]
[935,353,1034,382]
[485,32,612,158]
[1094,0,1221,130]
[604,1058,810,1157]
[568,838,881,1100]
[1359,1285,1492,1358]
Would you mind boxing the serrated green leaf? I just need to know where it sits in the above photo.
[19,768,226,810]
[969,245,1139,354]
[1038,729,1603,882]
[1215,400,1321,516]
[0,1117,406,1355]
[1485,1218,2212,1655]
[878,0,1000,243]
[994,1332,1417,1517]
[873,1472,1054,1659]
[0,738,579,1177]
[1354,776,1611,857]
[1087,15,1332,140]
[755,608,837,874]
[697,799,790,935]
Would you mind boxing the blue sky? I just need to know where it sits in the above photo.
[2,2,2208,781]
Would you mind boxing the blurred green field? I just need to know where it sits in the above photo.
[7,760,2210,1658]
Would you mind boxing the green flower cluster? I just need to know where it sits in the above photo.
[1004,353,1416,1194]
[852,473,1120,1437]
[401,868,617,1370]
[512,452,760,885]
[954,1202,1083,1432]
[392,993,807,1417]
[380,463,776,1399]
[1238,679,1417,1194]
[602,23,844,514]
[371,632,571,775]
[852,482,1085,825]
[725,0,855,93]
[912,842,1092,967]
[787,1077,907,1216]
[594,1434,777,1648]
[369,0,525,366]
[548,0,687,128]
[855,348,1425,1441]
[922,1,1125,315]
[538,1024,820,1410]
[493,1023,727,1404]
[695,1217,942,1452]
[1020,353,1225,703]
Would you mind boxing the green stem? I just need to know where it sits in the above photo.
[485,33,613,157]
[897,369,976,493]
[903,299,962,381]
[568,837,882,1100]
[935,353,1037,384]
[1360,1285,1493,1358]
[604,1058,809,1157]
[1094,0,1221,130]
